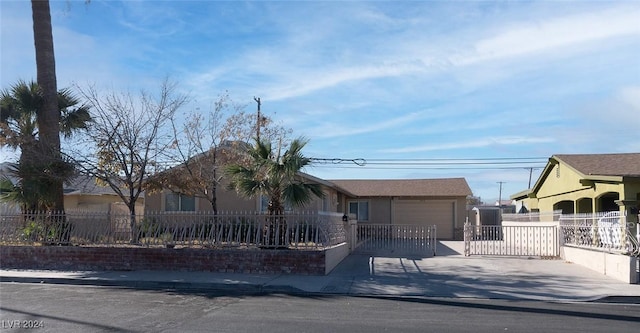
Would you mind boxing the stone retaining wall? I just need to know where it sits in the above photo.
[0,245,339,275]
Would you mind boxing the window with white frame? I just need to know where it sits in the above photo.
[165,193,196,211]
[348,201,369,221]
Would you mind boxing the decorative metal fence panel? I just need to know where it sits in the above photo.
[464,224,559,257]
[352,223,437,256]
[501,210,563,222]
[559,212,639,257]
[0,211,347,250]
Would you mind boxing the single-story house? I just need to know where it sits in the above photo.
[145,171,350,214]
[329,178,472,239]
[145,156,472,240]
[64,175,144,214]
[511,153,640,216]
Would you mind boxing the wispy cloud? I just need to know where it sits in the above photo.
[304,111,429,139]
[455,6,640,66]
[381,136,556,154]
[2,0,638,203]
[264,61,428,101]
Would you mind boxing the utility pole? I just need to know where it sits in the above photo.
[497,181,506,207]
[527,167,534,188]
[254,96,261,141]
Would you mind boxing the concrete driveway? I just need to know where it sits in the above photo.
[308,241,640,301]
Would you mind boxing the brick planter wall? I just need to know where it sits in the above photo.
[0,246,327,275]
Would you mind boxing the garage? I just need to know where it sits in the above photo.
[393,199,455,239]
[330,178,471,241]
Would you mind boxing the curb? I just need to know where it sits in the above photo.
[0,276,295,294]
[590,296,640,304]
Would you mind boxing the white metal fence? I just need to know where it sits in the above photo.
[464,224,559,256]
[464,211,640,257]
[0,211,347,250]
[501,210,563,222]
[351,223,437,256]
[559,212,639,257]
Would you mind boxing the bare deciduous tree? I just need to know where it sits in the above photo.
[75,79,187,243]
[147,95,291,214]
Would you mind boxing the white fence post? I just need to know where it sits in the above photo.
[463,221,470,256]
[349,219,357,253]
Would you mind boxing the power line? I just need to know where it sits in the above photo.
[310,165,545,171]
[364,157,547,161]
[309,156,547,170]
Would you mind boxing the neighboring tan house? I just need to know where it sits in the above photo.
[0,162,142,214]
[511,153,640,216]
[64,175,144,214]
[329,178,472,240]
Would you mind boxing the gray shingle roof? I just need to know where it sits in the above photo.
[329,178,472,197]
[555,153,640,177]
[64,175,123,196]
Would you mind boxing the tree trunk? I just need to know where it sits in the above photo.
[129,202,139,244]
[31,0,64,213]
[210,150,218,214]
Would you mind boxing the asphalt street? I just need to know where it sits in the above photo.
[1,283,639,333]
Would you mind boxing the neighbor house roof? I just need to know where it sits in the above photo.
[554,153,640,177]
[328,178,472,197]
[64,174,129,197]
[511,153,640,200]
[1,163,126,197]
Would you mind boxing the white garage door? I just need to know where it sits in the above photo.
[393,200,454,239]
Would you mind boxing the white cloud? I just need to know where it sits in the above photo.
[264,61,427,101]
[381,136,556,154]
[305,111,429,139]
[456,6,640,66]
[618,86,640,110]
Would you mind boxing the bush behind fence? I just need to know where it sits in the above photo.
[0,211,347,250]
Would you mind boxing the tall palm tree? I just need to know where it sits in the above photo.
[0,80,91,211]
[226,137,323,215]
[31,0,63,212]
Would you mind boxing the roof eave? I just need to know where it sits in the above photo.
[510,189,533,200]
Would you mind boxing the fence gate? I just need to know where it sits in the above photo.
[351,224,437,257]
[464,224,559,257]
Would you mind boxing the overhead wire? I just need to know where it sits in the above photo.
[308,156,547,171]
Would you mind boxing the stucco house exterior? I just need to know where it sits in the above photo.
[145,157,472,240]
[0,162,140,214]
[144,171,347,214]
[330,178,472,239]
[64,175,145,214]
[511,153,640,217]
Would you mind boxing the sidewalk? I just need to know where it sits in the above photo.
[2,241,639,302]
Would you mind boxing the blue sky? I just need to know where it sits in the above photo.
[1,0,639,203]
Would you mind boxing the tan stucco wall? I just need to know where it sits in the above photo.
[145,184,338,213]
[65,194,140,213]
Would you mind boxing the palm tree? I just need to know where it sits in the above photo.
[31,0,63,212]
[226,137,323,215]
[226,137,323,246]
[0,80,91,211]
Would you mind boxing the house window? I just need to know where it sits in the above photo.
[322,192,330,211]
[165,193,196,211]
[259,195,292,213]
[348,201,369,221]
